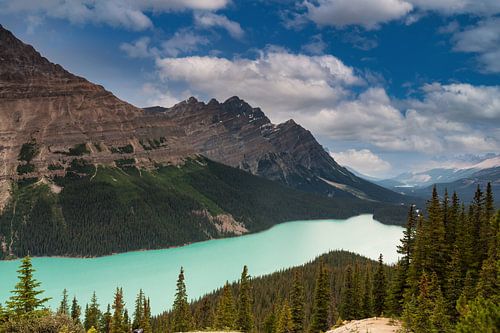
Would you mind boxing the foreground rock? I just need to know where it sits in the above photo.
[328,317,402,333]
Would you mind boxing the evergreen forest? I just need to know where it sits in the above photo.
[0,184,497,332]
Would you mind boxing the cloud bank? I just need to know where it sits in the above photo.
[153,50,500,155]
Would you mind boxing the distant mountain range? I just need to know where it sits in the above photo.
[372,156,500,203]
[0,25,413,258]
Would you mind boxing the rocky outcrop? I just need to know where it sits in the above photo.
[146,97,407,203]
[0,25,192,210]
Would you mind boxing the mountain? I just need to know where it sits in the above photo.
[144,99,407,203]
[0,25,410,258]
[377,156,500,203]
[410,167,499,203]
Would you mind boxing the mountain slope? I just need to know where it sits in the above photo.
[410,167,499,203]
[376,156,499,203]
[0,24,408,209]
[145,98,408,203]
[0,24,192,210]
[0,157,400,258]
[0,25,410,258]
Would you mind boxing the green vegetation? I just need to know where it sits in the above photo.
[114,158,135,170]
[65,144,90,156]
[111,144,133,154]
[139,137,166,151]
[1,180,497,333]
[152,185,499,333]
[48,163,65,171]
[171,268,192,332]
[154,251,388,332]
[0,157,405,258]
[18,141,39,162]
[16,163,35,175]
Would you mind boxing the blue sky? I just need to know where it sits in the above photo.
[0,0,499,178]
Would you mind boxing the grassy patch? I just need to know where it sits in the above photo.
[18,141,39,162]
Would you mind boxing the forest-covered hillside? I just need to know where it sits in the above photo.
[0,157,406,258]
[0,185,497,332]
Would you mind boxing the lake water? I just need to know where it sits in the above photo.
[0,214,403,314]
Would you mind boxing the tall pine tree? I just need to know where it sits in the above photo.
[172,267,192,332]
[110,287,126,333]
[7,256,50,315]
[310,262,331,333]
[71,296,81,324]
[290,270,305,333]
[84,292,101,331]
[373,254,386,316]
[237,265,254,332]
[215,282,237,330]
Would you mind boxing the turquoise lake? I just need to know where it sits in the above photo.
[0,214,403,314]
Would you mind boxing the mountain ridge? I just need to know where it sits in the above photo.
[0,25,412,258]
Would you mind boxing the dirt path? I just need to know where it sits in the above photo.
[327,317,402,333]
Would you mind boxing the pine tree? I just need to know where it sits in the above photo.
[84,292,102,331]
[71,296,82,324]
[310,262,331,333]
[361,266,373,318]
[140,298,152,333]
[387,206,416,315]
[263,304,277,333]
[238,265,254,332]
[215,282,237,330]
[7,256,50,315]
[469,185,486,272]
[476,255,499,302]
[110,288,126,333]
[101,304,112,333]
[132,289,145,330]
[373,254,386,316]
[275,300,294,333]
[427,186,447,283]
[58,289,70,315]
[456,296,500,333]
[290,270,305,333]
[484,183,494,222]
[444,246,464,318]
[194,297,213,330]
[339,265,357,320]
[172,267,192,332]
[123,309,131,332]
[428,273,451,333]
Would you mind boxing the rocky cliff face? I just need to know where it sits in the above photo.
[146,98,406,203]
[0,25,405,212]
[0,25,192,210]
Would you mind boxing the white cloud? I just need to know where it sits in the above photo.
[301,34,327,54]
[152,49,499,155]
[304,0,413,30]
[331,149,392,177]
[408,0,500,15]
[120,37,156,58]
[155,50,362,118]
[0,0,231,30]
[162,29,210,57]
[194,12,244,39]
[305,84,500,153]
[295,0,500,32]
[451,18,500,73]
[141,83,181,107]
[411,83,500,123]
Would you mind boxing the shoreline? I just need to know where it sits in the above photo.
[1,214,377,261]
